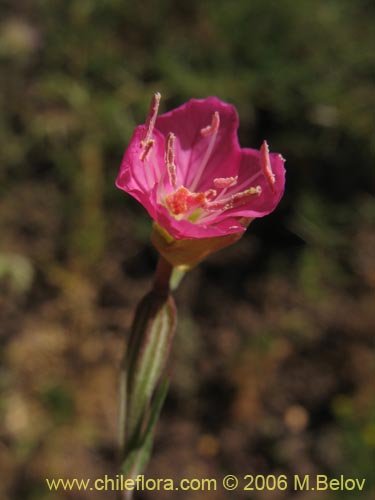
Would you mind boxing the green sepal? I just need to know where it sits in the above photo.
[125,291,176,447]
[121,378,169,476]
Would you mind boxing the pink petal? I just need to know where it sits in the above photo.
[155,97,241,191]
[116,125,165,194]
[211,149,286,221]
[155,202,247,239]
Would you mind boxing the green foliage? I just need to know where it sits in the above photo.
[0,253,34,293]
[39,383,74,425]
[332,395,375,494]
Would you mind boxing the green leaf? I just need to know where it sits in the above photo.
[121,379,169,477]
[126,292,176,443]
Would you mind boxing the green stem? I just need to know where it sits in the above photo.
[170,266,186,291]
[152,256,173,295]
[117,256,177,500]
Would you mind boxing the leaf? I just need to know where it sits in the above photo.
[125,292,176,442]
[121,379,169,477]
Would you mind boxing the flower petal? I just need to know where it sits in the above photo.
[154,201,247,239]
[155,97,241,191]
[116,125,166,195]
[211,149,286,220]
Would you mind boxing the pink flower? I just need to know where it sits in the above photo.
[116,94,285,266]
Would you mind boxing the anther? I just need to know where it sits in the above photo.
[140,92,161,160]
[214,176,238,188]
[165,132,177,188]
[204,189,217,201]
[200,112,220,137]
[207,185,261,211]
[165,186,217,218]
[260,140,276,191]
[142,92,161,145]
[139,139,154,161]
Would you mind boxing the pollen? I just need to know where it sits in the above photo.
[142,92,161,146]
[165,187,191,216]
[139,138,154,161]
[207,185,261,211]
[204,189,217,201]
[200,111,220,137]
[260,140,276,191]
[165,132,177,188]
[140,92,161,160]
[213,176,238,188]
[165,186,210,218]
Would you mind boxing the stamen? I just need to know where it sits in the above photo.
[139,92,161,161]
[204,189,217,201]
[141,92,161,146]
[165,186,215,218]
[207,185,262,211]
[165,132,177,188]
[215,171,261,202]
[139,139,154,161]
[200,111,220,137]
[260,140,275,191]
[165,187,189,216]
[189,112,220,192]
[213,176,238,188]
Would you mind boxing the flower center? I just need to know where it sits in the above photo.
[138,94,274,226]
[164,186,215,221]
[161,111,263,223]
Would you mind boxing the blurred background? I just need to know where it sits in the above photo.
[0,0,373,498]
